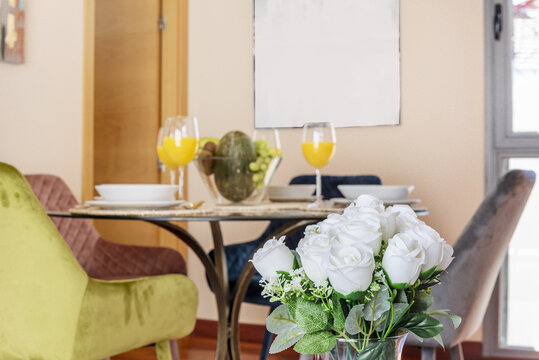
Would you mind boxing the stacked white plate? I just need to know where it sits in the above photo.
[86,184,182,208]
[336,185,418,205]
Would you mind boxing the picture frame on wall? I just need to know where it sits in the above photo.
[254,0,400,128]
[0,0,25,64]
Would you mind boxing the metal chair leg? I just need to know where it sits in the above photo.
[450,343,464,360]
[260,328,274,360]
[421,347,436,360]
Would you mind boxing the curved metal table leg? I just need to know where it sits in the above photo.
[148,220,229,360]
[228,220,316,360]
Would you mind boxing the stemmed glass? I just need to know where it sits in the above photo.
[156,126,178,187]
[161,116,199,201]
[301,122,336,205]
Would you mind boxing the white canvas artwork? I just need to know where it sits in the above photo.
[254,0,400,128]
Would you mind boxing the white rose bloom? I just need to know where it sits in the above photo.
[335,219,382,255]
[437,242,454,271]
[388,205,425,232]
[405,225,445,275]
[304,224,320,235]
[352,194,385,213]
[379,210,398,242]
[327,243,375,295]
[251,236,294,280]
[317,213,347,237]
[382,232,425,288]
[296,233,331,285]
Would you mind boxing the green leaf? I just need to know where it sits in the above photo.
[266,304,296,334]
[410,291,434,313]
[419,266,438,280]
[345,304,365,335]
[294,298,330,333]
[269,325,305,354]
[426,309,462,328]
[364,285,390,322]
[396,290,408,304]
[398,313,444,339]
[357,340,395,360]
[293,331,336,354]
[331,293,346,331]
[433,334,445,348]
[334,289,366,301]
[292,250,302,270]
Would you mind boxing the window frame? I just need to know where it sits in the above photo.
[484,0,539,357]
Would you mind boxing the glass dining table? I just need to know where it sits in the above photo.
[48,201,428,360]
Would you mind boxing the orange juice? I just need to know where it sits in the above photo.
[302,141,335,169]
[157,145,177,168]
[163,137,199,166]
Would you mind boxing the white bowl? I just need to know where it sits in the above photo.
[337,185,414,201]
[267,185,316,199]
[95,184,178,202]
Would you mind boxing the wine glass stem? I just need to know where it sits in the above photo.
[315,168,322,200]
[169,168,176,187]
[178,166,185,201]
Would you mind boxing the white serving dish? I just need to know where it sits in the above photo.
[95,184,178,202]
[337,185,414,201]
[267,185,316,200]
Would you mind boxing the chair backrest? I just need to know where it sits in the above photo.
[24,174,102,271]
[0,163,89,358]
[290,174,382,200]
[433,169,535,347]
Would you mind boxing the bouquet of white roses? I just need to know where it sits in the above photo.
[251,195,460,358]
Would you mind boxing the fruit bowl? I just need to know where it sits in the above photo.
[194,155,281,204]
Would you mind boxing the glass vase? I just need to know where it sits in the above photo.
[303,333,408,360]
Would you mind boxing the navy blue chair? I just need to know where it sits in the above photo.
[208,175,381,360]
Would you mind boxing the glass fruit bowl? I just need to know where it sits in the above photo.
[194,155,281,205]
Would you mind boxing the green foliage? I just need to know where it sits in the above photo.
[293,331,336,354]
[331,293,346,331]
[396,313,444,339]
[410,291,434,313]
[293,297,330,333]
[356,340,395,360]
[345,305,365,335]
[266,304,295,334]
[426,309,462,328]
[269,325,306,354]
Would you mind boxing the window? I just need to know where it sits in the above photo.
[485,0,539,357]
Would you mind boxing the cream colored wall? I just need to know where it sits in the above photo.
[187,0,485,341]
[0,0,84,199]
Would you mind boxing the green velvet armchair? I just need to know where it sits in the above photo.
[0,163,198,360]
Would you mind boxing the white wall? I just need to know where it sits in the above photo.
[187,0,485,342]
[0,0,84,199]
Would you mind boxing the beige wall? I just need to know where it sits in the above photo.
[187,0,486,340]
[0,0,84,199]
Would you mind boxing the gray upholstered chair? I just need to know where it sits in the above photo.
[407,169,535,359]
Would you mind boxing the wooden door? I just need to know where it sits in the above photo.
[93,0,161,247]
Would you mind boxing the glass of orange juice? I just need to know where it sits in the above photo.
[302,122,336,204]
[161,116,199,201]
[157,125,179,189]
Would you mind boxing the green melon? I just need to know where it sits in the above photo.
[214,131,257,202]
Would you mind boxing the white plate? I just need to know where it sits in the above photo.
[337,185,414,201]
[85,199,184,209]
[332,198,420,206]
[95,184,178,202]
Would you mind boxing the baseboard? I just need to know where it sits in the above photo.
[192,319,513,360]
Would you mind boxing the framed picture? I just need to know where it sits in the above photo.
[0,0,25,64]
[254,0,400,128]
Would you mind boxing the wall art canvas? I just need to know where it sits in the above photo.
[254,0,400,128]
[0,0,25,64]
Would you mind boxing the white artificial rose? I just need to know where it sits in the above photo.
[379,210,398,242]
[335,219,382,255]
[382,232,425,288]
[405,225,445,276]
[296,233,331,285]
[389,205,425,232]
[352,194,385,213]
[326,243,375,295]
[437,242,454,271]
[251,236,294,280]
[304,224,320,235]
[317,213,347,237]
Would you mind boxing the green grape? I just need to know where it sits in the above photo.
[249,162,259,171]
